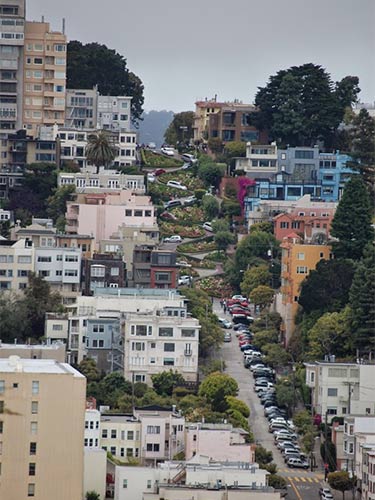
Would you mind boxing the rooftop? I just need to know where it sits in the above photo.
[0,341,65,351]
[0,357,84,377]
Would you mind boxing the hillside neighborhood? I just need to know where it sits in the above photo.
[0,1,374,500]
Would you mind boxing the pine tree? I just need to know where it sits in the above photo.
[330,175,374,260]
[349,244,375,353]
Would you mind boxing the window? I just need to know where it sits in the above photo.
[295,150,314,159]
[54,45,66,52]
[296,266,308,274]
[126,448,133,457]
[326,408,337,415]
[30,442,37,455]
[37,256,51,262]
[31,402,38,414]
[146,443,160,452]
[91,266,105,277]
[163,358,175,366]
[110,446,116,455]
[32,381,39,395]
[65,255,78,262]
[92,324,104,333]
[122,479,128,488]
[134,210,142,217]
[132,342,145,351]
[28,484,35,497]
[18,256,31,264]
[30,422,38,435]
[111,430,117,439]
[145,210,152,217]
[131,325,147,336]
[0,381,3,395]
[134,374,145,383]
[110,267,119,276]
[29,463,36,476]
[280,221,289,229]
[147,480,152,489]
[102,429,108,438]
[297,253,305,260]
[159,327,173,337]
[125,209,132,216]
[164,343,175,352]
[0,401,3,414]
[181,329,195,337]
[52,324,63,331]
[147,425,161,434]
[327,388,338,397]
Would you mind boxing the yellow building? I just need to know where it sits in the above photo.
[278,233,332,344]
[193,99,224,143]
[23,21,66,137]
[0,356,86,500]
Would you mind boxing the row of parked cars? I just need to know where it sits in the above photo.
[237,330,310,470]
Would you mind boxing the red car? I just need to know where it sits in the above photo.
[230,308,252,316]
[227,299,249,308]
[154,168,166,176]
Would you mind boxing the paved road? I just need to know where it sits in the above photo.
[213,299,334,500]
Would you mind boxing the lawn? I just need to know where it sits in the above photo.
[141,149,183,168]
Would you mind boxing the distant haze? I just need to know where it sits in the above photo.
[28,0,375,112]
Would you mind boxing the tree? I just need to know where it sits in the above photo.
[268,475,287,490]
[298,259,355,314]
[164,111,194,146]
[331,175,373,260]
[23,273,62,339]
[223,141,247,159]
[263,344,291,369]
[225,396,250,418]
[249,221,274,234]
[207,137,223,155]
[275,382,294,413]
[235,231,277,271]
[255,445,273,466]
[47,184,76,231]
[221,199,241,217]
[328,471,355,500]
[67,41,144,123]
[249,285,275,311]
[241,265,271,297]
[85,491,100,500]
[86,131,117,173]
[334,76,361,110]
[0,294,28,343]
[151,370,185,396]
[214,231,234,252]
[78,358,100,383]
[226,408,251,434]
[198,162,226,188]
[212,219,230,233]
[307,308,352,360]
[202,195,220,219]
[254,64,359,146]
[198,372,238,412]
[252,329,279,351]
[349,244,375,353]
[96,372,133,407]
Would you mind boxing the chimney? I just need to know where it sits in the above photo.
[62,18,65,34]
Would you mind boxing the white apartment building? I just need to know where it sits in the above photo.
[65,88,98,129]
[84,408,101,449]
[124,310,200,385]
[35,246,81,303]
[305,361,375,418]
[134,405,185,463]
[97,95,132,132]
[342,416,375,475]
[0,356,86,500]
[114,459,275,500]
[0,238,34,291]
[100,414,141,461]
[58,127,137,168]
[58,169,145,194]
[235,141,278,176]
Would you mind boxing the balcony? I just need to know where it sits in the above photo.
[184,350,192,357]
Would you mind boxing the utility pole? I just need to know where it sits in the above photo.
[324,411,329,481]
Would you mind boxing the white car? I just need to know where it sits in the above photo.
[164,235,182,243]
[161,147,174,156]
[176,260,192,268]
[202,222,213,232]
[232,294,247,301]
[178,275,192,286]
[167,180,188,191]
[147,173,156,183]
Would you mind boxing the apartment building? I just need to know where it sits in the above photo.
[134,405,185,463]
[23,20,66,136]
[304,361,375,418]
[81,252,126,295]
[58,288,193,365]
[0,0,25,135]
[185,423,255,462]
[44,312,69,343]
[97,95,132,132]
[276,233,332,343]
[55,233,94,259]
[0,356,86,500]
[65,87,98,129]
[85,317,124,373]
[235,142,278,177]
[114,459,276,500]
[35,246,81,303]
[58,169,145,194]
[65,191,157,250]
[132,246,178,289]
[14,219,56,246]
[273,208,335,243]
[342,416,375,475]
[193,98,226,143]
[100,414,141,461]
[124,308,200,385]
[0,237,34,291]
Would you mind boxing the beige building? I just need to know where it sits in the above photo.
[0,238,34,292]
[23,21,66,137]
[0,340,66,362]
[100,414,141,461]
[0,356,86,500]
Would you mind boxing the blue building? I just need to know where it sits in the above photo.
[85,317,123,374]
[318,152,353,202]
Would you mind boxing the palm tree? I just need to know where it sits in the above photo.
[85,491,100,500]
[86,131,117,173]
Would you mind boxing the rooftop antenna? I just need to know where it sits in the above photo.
[41,15,44,22]
[62,18,65,34]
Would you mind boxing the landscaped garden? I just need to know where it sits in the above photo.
[158,171,205,191]
[141,149,183,168]
[159,221,205,239]
[177,238,217,254]
[195,275,234,298]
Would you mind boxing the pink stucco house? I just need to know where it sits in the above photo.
[65,191,157,250]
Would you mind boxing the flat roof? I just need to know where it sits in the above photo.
[0,342,65,350]
[0,357,84,377]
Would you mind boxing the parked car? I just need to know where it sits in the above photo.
[286,458,309,469]
[167,180,187,190]
[218,318,232,329]
[154,168,166,176]
[202,222,213,232]
[176,260,192,268]
[164,199,182,209]
[181,153,197,163]
[164,235,182,243]
[178,275,192,286]
[183,195,197,206]
[240,344,252,351]
[233,323,249,331]
[147,173,156,183]
[223,332,232,342]
[161,147,174,156]
[320,489,334,499]
[232,294,247,301]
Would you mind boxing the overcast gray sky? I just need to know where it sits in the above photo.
[28,0,375,112]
